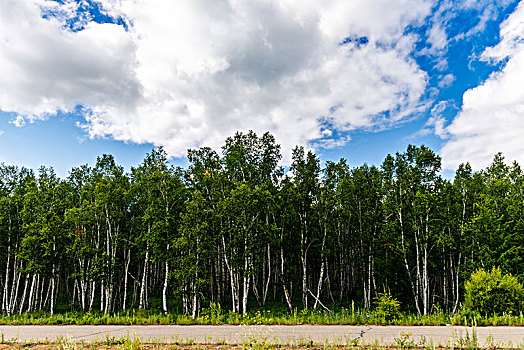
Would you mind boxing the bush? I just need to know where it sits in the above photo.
[464,267,524,315]
[375,287,401,320]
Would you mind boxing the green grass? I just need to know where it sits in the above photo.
[0,305,524,326]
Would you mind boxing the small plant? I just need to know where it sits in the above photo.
[105,334,127,345]
[375,287,401,321]
[121,335,144,350]
[454,326,478,350]
[201,302,223,322]
[483,334,500,350]
[56,335,78,350]
[346,335,360,347]
[464,267,524,316]
[394,331,415,349]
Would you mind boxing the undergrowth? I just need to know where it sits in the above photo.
[0,305,523,326]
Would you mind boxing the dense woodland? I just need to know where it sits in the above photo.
[0,131,522,317]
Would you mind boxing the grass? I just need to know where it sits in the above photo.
[0,303,523,326]
[0,330,520,350]
[0,345,513,350]
[0,320,520,350]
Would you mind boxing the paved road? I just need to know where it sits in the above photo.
[0,325,524,347]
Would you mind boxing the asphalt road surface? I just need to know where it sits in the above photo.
[0,325,524,346]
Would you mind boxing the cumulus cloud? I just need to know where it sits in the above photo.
[438,74,455,88]
[10,115,26,128]
[0,0,139,118]
[418,0,514,71]
[440,1,524,170]
[0,0,432,159]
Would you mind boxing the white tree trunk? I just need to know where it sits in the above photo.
[313,225,327,310]
[123,248,131,312]
[162,260,169,314]
[100,281,104,311]
[313,258,325,309]
[139,246,149,309]
[50,277,55,316]
[242,256,251,315]
[301,247,308,309]
[89,281,95,311]
[222,236,238,313]
[399,209,421,315]
[18,274,29,314]
[26,274,36,313]
[3,245,10,314]
[280,246,293,312]
[9,264,22,315]
[262,244,271,306]
[191,280,198,319]
[38,276,45,310]
[452,252,461,313]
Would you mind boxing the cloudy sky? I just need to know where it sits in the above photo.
[0,0,523,176]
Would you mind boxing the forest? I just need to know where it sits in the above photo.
[0,130,522,318]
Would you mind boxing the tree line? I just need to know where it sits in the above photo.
[0,130,522,316]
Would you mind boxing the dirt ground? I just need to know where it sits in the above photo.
[0,346,286,350]
[0,345,518,350]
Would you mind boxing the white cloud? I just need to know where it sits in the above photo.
[0,0,139,119]
[10,115,26,128]
[427,100,456,138]
[438,73,455,88]
[407,100,456,139]
[452,0,513,40]
[440,1,524,170]
[419,0,514,72]
[0,0,432,160]
[310,135,351,150]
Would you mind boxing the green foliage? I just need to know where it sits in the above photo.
[3,132,524,321]
[394,331,415,349]
[374,288,401,321]
[464,267,524,315]
[0,307,522,326]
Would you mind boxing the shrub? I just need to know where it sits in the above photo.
[464,267,524,315]
[375,287,401,320]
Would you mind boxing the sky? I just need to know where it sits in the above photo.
[0,0,524,177]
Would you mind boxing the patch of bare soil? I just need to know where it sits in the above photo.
[0,345,517,350]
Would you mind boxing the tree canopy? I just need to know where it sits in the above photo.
[0,131,521,316]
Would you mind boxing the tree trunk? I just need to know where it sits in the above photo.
[139,245,149,309]
[26,274,36,313]
[313,223,328,309]
[89,281,95,311]
[162,260,169,314]
[242,256,251,315]
[123,248,131,312]
[3,244,10,314]
[301,245,308,309]
[50,277,55,316]
[262,244,271,306]
[280,245,293,312]
[18,274,29,314]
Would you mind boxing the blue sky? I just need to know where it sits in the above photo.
[1,0,524,177]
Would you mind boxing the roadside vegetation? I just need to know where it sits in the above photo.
[0,344,519,350]
[0,326,517,350]
[0,327,519,350]
[0,303,522,326]
[0,131,524,323]
[0,345,520,350]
